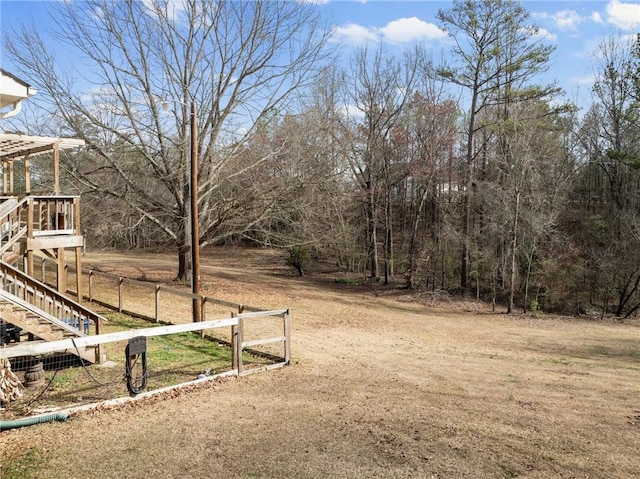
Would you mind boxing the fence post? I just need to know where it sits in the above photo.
[236,315,244,375]
[231,312,238,372]
[155,285,161,323]
[200,298,206,337]
[94,317,103,364]
[284,309,291,365]
[88,270,93,303]
[118,277,124,312]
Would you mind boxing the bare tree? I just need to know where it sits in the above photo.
[4,0,331,280]
[399,71,459,289]
[572,34,640,317]
[436,0,557,294]
[337,44,419,281]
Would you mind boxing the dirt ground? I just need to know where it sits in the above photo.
[2,247,639,478]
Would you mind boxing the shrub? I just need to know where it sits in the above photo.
[286,246,311,276]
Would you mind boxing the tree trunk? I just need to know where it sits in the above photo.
[460,90,478,295]
[384,186,392,285]
[522,239,537,313]
[367,185,379,279]
[177,243,190,283]
[176,215,190,282]
[507,190,520,314]
[406,189,429,289]
[461,189,471,292]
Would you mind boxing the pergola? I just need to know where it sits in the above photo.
[0,134,86,299]
[0,133,85,196]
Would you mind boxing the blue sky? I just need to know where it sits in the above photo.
[318,0,639,106]
[1,0,639,109]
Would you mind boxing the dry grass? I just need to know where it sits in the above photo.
[1,247,639,479]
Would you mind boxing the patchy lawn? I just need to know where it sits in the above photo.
[1,247,639,478]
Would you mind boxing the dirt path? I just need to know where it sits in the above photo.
[2,248,640,478]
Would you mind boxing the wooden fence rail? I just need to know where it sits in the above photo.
[34,257,291,369]
[0,308,292,375]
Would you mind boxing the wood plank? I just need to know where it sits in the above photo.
[158,285,199,300]
[242,336,286,348]
[0,316,239,359]
[27,235,83,249]
[235,309,288,319]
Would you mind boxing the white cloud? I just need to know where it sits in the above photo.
[330,23,378,45]
[606,0,640,30]
[531,27,558,41]
[340,103,365,120]
[142,0,187,14]
[330,17,445,45]
[520,25,557,42]
[533,8,619,31]
[552,10,583,31]
[570,73,596,86]
[380,17,446,43]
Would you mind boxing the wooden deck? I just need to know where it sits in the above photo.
[0,196,103,363]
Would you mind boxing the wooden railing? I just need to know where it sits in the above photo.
[0,260,104,337]
[0,195,80,256]
[83,269,267,321]
[37,258,291,369]
[0,308,292,377]
[27,195,79,236]
[0,196,28,256]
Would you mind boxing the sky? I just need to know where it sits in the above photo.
[1,0,639,111]
[318,0,640,107]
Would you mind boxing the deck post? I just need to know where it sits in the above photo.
[2,160,7,193]
[53,142,60,195]
[24,153,31,194]
[74,197,83,304]
[27,197,34,276]
[8,160,14,194]
[56,247,66,294]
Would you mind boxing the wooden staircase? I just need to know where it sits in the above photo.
[0,290,97,363]
[0,196,104,364]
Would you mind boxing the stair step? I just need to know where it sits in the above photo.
[0,256,98,364]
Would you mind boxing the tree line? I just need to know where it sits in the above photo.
[4,0,640,316]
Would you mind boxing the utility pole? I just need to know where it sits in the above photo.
[190,101,201,323]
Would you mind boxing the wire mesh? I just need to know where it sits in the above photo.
[1,313,273,420]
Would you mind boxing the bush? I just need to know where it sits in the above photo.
[286,246,311,276]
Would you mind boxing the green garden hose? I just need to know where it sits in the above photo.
[0,411,69,431]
